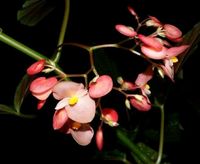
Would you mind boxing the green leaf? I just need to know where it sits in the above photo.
[0,104,16,115]
[14,74,32,113]
[175,21,200,74]
[93,149,131,164]
[17,0,56,26]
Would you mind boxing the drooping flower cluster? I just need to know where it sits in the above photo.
[25,5,190,150]
[115,6,189,80]
[26,59,113,146]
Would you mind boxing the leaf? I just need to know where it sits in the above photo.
[132,142,158,163]
[93,149,131,164]
[14,74,32,113]
[0,104,16,115]
[175,21,200,74]
[17,0,56,26]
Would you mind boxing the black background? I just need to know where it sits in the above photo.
[0,0,200,163]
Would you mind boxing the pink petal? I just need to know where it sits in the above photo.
[121,81,138,90]
[128,6,137,16]
[138,34,163,51]
[164,24,182,40]
[53,81,84,100]
[30,77,58,94]
[55,98,69,110]
[32,89,52,100]
[27,59,45,75]
[96,128,104,151]
[37,100,46,110]
[115,24,137,37]
[146,16,162,27]
[53,109,68,130]
[67,94,96,123]
[69,124,94,146]
[102,108,119,123]
[166,45,189,58]
[130,95,151,111]
[89,75,113,98]
[141,45,167,60]
[135,66,153,86]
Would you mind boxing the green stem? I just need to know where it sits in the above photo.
[53,0,70,62]
[0,31,47,60]
[155,104,165,164]
[116,128,155,164]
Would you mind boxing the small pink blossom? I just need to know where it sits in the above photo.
[96,128,104,151]
[138,34,163,51]
[146,16,162,27]
[130,94,151,111]
[164,24,182,40]
[141,45,167,59]
[30,76,58,100]
[89,75,113,98]
[53,109,94,146]
[101,108,119,126]
[27,59,45,75]
[53,81,96,123]
[115,24,137,37]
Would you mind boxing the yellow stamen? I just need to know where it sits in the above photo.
[68,96,78,106]
[145,84,150,90]
[72,122,81,130]
[171,56,178,63]
[134,94,143,102]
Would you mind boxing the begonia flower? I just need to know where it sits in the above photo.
[115,24,137,37]
[53,81,96,123]
[89,75,113,98]
[30,76,58,100]
[101,108,119,127]
[53,109,94,146]
[27,59,45,75]
[96,127,104,151]
[130,94,151,111]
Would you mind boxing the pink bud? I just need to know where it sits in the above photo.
[138,34,163,51]
[37,100,46,110]
[141,45,167,60]
[128,6,137,17]
[164,24,182,40]
[115,24,137,37]
[89,75,113,98]
[130,95,151,111]
[27,59,45,75]
[102,108,119,123]
[96,128,103,151]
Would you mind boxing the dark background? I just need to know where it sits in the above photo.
[0,0,200,163]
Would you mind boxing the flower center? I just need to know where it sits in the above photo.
[68,96,78,106]
[72,122,81,130]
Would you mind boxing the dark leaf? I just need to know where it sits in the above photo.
[17,0,56,26]
[14,74,32,113]
[175,22,200,74]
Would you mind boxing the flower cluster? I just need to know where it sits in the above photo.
[27,59,113,145]
[25,5,189,150]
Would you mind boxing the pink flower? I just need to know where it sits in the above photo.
[30,77,57,109]
[101,108,119,126]
[89,75,113,98]
[53,81,96,123]
[146,16,162,27]
[141,45,167,60]
[115,24,137,37]
[130,94,151,111]
[53,109,94,146]
[27,59,45,75]
[96,128,104,151]
[138,34,163,51]
[166,45,189,58]
[164,24,182,41]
